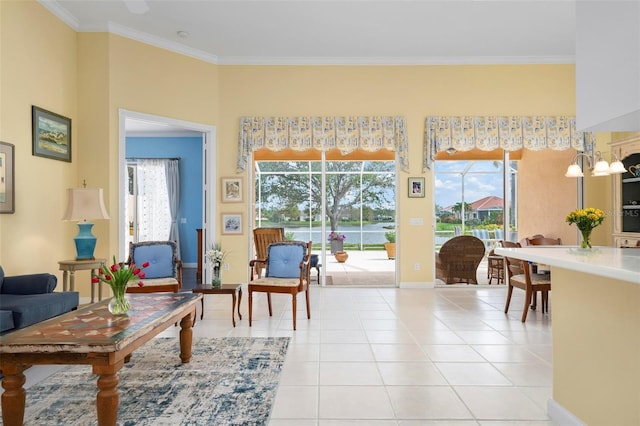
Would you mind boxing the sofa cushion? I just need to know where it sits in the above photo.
[0,292,79,330]
[0,310,14,333]
[1,273,57,294]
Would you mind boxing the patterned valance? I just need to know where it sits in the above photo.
[237,116,409,172]
[424,116,594,170]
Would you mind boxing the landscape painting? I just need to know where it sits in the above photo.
[32,106,71,162]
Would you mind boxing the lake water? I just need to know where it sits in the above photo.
[282,224,394,245]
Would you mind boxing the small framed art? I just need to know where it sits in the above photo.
[408,177,425,198]
[221,177,243,203]
[32,106,72,162]
[222,213,243,235]
[0,141,15,214]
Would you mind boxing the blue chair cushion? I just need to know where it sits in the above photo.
[131,242,175,279]
[266,242,306,278]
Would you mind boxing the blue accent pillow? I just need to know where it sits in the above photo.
[266,242,305,278]
[132,243,175,279]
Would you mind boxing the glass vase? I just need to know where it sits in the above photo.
[211,264,222,287]
[580,229,592,249]
[108,285,130,315]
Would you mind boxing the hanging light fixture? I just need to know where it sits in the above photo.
[565,150,627,177]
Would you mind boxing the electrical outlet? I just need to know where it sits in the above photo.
[414,263,420,271]
[223,263,230,271]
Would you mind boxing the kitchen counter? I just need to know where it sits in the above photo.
[494,246,640,284]
[494,245,640,426]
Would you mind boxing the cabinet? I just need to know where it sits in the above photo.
[612,136,640,247]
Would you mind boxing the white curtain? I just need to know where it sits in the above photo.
[136,159,171,242]
[166,159,181,260]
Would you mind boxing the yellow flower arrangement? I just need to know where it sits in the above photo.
[566,207,605,248]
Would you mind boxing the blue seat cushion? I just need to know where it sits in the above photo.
[0,292,79,330]
[0,310,14,333]
[266,242,305,278]
[132,244,175,279]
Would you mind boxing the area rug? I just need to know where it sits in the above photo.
[12,337,290,426]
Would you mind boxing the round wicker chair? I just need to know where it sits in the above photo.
[435,236,486,284]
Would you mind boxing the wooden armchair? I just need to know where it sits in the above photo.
[248,241,312,330]
[435,236,485,284]
[252,227,284,278]
[126,241,181,293]
[526,237,562,246]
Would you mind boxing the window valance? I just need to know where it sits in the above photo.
[423,116,593,170]
[237,116,409,172]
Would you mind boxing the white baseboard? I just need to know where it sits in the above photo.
[548,398,586,426]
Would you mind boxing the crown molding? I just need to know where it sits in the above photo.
[38,0,79,29]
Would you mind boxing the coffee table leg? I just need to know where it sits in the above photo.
[237,287,243,320]
[1,364,26,426]
[94,361,123,426]
[179,310,194,363]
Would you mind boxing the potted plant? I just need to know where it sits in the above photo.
[384,231,396,260]
[328,231,346,254]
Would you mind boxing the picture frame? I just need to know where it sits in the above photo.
[32,106,72,162]
[408,177,425,198]
[0,142,15,214]
[221,213,243,235]
[221,177,243,203]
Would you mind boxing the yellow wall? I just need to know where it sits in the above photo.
[217,64,579,283]
[0,1,78,273]
[2,0,608,292]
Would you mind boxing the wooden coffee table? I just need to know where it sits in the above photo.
[0,292,202,426]
[192,283,243,327]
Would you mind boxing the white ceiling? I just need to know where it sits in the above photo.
[42,0,579,135]
[41,0,577,66]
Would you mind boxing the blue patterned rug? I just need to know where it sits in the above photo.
[10,337,290,425]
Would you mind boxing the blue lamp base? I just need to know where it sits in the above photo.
[74,222,97,260]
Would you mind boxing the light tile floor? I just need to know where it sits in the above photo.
[159,284,555,425]
[21,284,554,425]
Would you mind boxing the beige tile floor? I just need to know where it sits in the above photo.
[159,284,555,425]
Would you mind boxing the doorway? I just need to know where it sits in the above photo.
[118,109,216,281]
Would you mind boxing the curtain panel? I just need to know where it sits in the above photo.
[237,116,409,172]
[423,116,594,170]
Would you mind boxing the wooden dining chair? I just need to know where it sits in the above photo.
[501,241,551,322]
[252,227,285,278]
[526,237,562,246]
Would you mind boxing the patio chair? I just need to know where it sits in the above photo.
[486,247,504,285]
[126,240,181,293]
[502,242,551,322]
[435,236,485,284]
[253,227,285,278]
[248,241,312,330]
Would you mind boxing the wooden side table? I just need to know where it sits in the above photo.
[58,258,106,303]
[192,284,242,327]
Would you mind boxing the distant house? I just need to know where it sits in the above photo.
[469,196,503,220]
[444,195,504,221]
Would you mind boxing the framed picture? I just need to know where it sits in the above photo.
[408,177,425,198]
[0,142,15,214]
[32,106,72,162]
[222,213,243,235]
[221,177,243,203]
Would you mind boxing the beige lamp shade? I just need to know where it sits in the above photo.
[62,188,110,221]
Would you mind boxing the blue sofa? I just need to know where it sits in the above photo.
[0,266,79,334]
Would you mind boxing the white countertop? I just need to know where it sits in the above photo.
[494,246,640,284]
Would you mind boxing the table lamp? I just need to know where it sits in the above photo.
[62,187,110,260]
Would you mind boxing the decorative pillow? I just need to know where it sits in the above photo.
[131,242,176,279]
[266,242,306,278]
